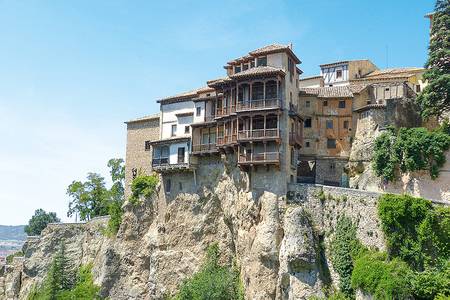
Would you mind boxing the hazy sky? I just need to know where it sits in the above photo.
[0,0,434,225]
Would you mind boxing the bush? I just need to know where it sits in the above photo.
[105,200,123,236]
[378,194,450,270]
[411,261,450,300]
[171,243,244,300]
[330,216,366,297]
[351,251,413,300]
[129,174,159,205]
[57,264,102,300]
[372,125,450,182]
[6,251,23,264]
[25,209,60,236]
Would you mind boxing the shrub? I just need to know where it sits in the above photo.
[378,194,450,270]
[57,264,102,300]
[411,261,450,300]
[129,174,159,205]
[105,200,123,236]
[171,243,244,300]
[372,125,450,182]
[330,216,365,297]
[351,251,413,300]
[6,251,23,264]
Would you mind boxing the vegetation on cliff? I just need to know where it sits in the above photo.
[25,209,60,236]
[65,158,125,236]
[129,173,159,205]
[28,243,101,300]
[372,124,450,182]
[171,243,244,300]
[416,0,450,119]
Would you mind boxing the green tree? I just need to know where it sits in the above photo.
[416,0,450,118]
[172,243,244,300]
[24,209,60,236]
[67,173,109,221]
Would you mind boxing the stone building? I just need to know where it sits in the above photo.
[124,113,160,199]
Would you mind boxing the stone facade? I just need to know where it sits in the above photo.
[124,114,160,199]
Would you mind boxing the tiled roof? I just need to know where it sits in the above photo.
[319,59,370,68]
[207,76,232,87]
[227,43,301,65]
[354,104,386,112]
[157,86,215,103]
[125,113,160,124]
[299,75,322,81]
[229,66,285,79]
[360,68,425,80]
[299,86,355,98]
[348,84,369,94]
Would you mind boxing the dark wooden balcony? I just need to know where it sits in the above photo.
[289,132,302,147]
[238,152,280,165]
[236,98,280,112]
[217,134,237,146]
[192,143,218,154]
[237,129,280,141]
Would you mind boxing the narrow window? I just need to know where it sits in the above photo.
[305,141,310,147]
[165,179,171,193]
[323,100,328,107]
[343,120,349,129]
[327,138,336,149]
[256,56,267,67]
[336,69,342,78]
[339,100,346,108]
[330,162,336,170]
[250,60,255,68]
[304,118,312,128]
[185,126,190,134]
[144,141,151,151]
[196,106,201,117]
[179,182,183,191]
[235,65,241,73]
[243,63,249,71]
[305,100,310,108]
[171,124,177,136]
[177,147,185,163]
[326,120,333,129]
[416,85,421,93]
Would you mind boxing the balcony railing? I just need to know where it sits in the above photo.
[152,157,169,167]
[238,152,280,164]
[238,129,279,140]
[217,134,237,146]
[192,143,218,153]
[237,98,280,111]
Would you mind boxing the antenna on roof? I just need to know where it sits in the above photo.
[289,42,293,49]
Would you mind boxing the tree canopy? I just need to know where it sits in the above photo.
[25,209,60,236]
[416,0,450,118]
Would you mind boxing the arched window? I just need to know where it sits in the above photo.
[265,80,277,99]
[251,82,264,100]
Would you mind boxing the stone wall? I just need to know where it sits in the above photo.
[125,116,160,199]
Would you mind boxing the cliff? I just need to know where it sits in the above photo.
[1,159,388,300]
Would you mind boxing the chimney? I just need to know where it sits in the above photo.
[289,42,293,49]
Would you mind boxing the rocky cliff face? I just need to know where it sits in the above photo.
[0,161,387,300]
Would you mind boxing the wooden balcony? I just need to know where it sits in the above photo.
[237,99,280,112]
[152,157,192,172]
[238,152,280,165]
[237,129,280,141]
[217,134,237,146]
[289,132,302,147]
[192,143,218,155]
[215,105,236,118]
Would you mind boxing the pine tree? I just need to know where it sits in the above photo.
[416,0,450,119]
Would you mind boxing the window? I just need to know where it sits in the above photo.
[145,141,151,151]
[336,69,343,79]
[305,141,310,147]
[339,100,346,108]
[416,85,421,93]
[330,162,336,170]
[323,100,328,106]
[235,66,241,73]
[326,120,333,129]
[243,63,249,71]
[179,182,183,191]
[290,147,295,166]
[184,126,190,134]
[171,124,177,136]
[344,120,349,129]
[265,80,277,99]
[305,100,310,108]
[165,179,171,193]
[177,147,185,163]
[251,82,264,100]
[196,107,201,116]
[250,60,255,68]
[289,92,292,104]
[327,138,336,149]
[304,118,312,128]
[256,56,267,67]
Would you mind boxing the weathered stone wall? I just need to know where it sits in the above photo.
[125,116,160,199]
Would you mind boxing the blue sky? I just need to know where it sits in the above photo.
[0,0,433,225]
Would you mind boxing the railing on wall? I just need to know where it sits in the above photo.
[238,152,280,163]
[238,129,279,140]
